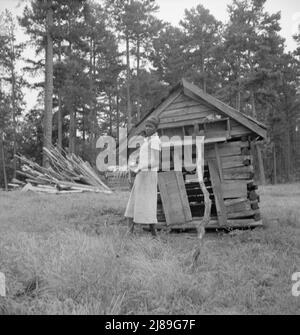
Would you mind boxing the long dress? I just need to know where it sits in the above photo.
[124,133,161,224]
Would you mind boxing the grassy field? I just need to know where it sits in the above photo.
[0,184,300,315]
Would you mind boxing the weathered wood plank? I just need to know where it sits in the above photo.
[222,155,251,169]
[160,112,209,124]
[248,190,259,201]
[208,159,227,225]
[223,165,254,180]
[164,100,206,111]
[225,198,251,212]
[205,141,249,158]
[158,171,192,225]
[230,124,253,137]
[222,180,248,199]
[172,93,193,104]
[154,219,263,229]
[158,118,207,129]
[227,209,260,219]
[214,143,223,182]
[175,171,193,221]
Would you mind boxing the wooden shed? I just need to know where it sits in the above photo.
[128,79,267,230]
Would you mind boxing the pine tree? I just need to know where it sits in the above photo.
[150,24,186,86]
[0,10,25,179]
[179,4,222,93]
[19,0,55,166]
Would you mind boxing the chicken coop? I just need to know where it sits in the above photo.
[127,79,267,230]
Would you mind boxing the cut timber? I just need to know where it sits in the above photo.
[56,181,111,193]
[222,181,248,199]
[227,209,260,219]
[8,183,21,189]
[164,100,205,111]
[214,143,224,182]
[251,201,260,210]
[205,141,249,159]
[158,171,192,225]
[221,155,251,169]
[16,146,112,194]
[247,181,258,191]
[155,219,263,229]
[208,159,227,226]
[223,166,254,180]
[248,190,259,201]
[160,105,212,120]
[11,178,26,185]
[225,198,252,213]
[21,183,58,194]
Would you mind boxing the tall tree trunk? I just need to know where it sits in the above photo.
[43,0,54,166]
[82,107,86,142]
[67,36,75,153]
[11,58,17,179]
[250,90,256,118]
[69,108,76,154]
[273,142,277,184]
[236,58,241,112]
[200,45,206,93]
[92,43,97,162]
[126,34,132,130]
[285,124,291,182]
[116,83,120,145]
[89,37,94,152]
[57,16,63,151]
[136,37,141,122]
[108,93,113,136]
[0,132,8,191]
[116,83,120,166]
[58,88,63,149]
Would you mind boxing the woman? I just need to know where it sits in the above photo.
[124,116,161,236]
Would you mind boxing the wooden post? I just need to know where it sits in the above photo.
[0,132,8,191]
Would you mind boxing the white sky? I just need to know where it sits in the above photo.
[0,0,300,111]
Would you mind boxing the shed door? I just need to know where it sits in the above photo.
[158,171,192,225]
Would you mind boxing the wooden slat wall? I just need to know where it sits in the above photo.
[230,119,252,137]
[208,159,227,225]
[158,171,192,225]
[159,93,218,128]
[158,93,253,138]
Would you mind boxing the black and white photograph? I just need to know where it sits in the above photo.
[0,0,300,317]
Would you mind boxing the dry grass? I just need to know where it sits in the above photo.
[0,185,300,315]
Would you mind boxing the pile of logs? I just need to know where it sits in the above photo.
[15,146,112,194]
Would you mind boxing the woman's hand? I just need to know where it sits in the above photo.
[134,167,141,175]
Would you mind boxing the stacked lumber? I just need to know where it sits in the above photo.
[16,146,112,194]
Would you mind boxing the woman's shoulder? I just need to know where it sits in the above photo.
[149,133,161,150]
